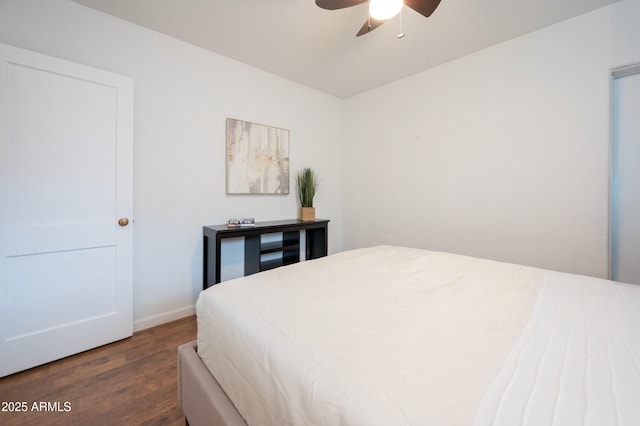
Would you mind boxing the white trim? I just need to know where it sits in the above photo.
[133,305,195,332]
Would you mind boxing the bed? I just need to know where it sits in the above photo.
[178,245,640,425]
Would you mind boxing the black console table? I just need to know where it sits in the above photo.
[203,219,329,289]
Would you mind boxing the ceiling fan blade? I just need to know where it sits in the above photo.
[315,0,367,10]
[404,0,442,17]
[356,18,385,37]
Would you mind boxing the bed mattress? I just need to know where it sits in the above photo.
[196,245,640,425]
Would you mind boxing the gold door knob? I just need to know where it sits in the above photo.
[118,218,129,227]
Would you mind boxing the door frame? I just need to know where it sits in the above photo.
[608,63,640,280]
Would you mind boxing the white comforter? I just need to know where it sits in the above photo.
[196,246,640,425]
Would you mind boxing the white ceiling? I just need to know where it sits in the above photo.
[71,0,619,98]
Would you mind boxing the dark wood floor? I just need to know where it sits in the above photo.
[0,315,197,426]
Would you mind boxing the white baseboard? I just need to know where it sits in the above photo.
[133,305,195,332]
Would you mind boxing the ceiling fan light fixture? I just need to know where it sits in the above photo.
[369,0,403,21]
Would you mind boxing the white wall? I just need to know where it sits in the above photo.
[343,0,640,278]
[2,0,638,330]
[0,0,344,329]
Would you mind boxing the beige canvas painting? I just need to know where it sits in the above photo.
[226,118,289,194]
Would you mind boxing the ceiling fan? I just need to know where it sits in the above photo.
[316,0,442,37]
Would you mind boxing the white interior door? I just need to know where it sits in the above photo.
[0,43,133,377]
[610,65,640,285]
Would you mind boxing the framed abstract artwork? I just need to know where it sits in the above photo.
[225,118,290,195]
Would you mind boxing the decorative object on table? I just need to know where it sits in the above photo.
[226,118,289,195]
[226,218,256,228]
[297,167,319,222]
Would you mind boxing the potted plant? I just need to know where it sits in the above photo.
[297,167,319,221]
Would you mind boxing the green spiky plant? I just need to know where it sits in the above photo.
[296,168,319,208]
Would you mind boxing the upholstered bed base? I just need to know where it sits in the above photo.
[177,340,247,426]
